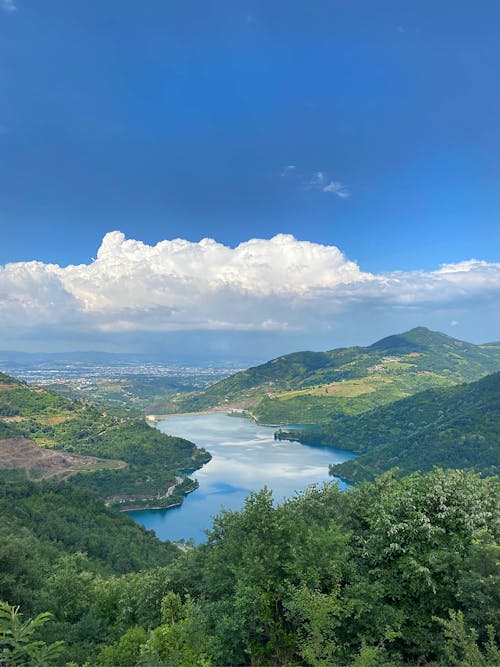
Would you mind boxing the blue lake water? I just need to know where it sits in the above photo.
[126,413,355,543]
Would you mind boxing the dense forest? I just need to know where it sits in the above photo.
[0,469,180,665]
[1,468,498,666]
[278,370,500,482]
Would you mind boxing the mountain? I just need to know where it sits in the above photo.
[290,370,500,482]
[173,327,500,424]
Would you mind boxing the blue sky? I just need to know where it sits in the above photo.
[0,1,499,356]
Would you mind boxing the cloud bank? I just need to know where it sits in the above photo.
[1,231,499,350]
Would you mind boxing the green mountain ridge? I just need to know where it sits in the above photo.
[286,370,500,482]
[174,327,500,423]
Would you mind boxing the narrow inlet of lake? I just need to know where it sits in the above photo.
[126,413,355,543]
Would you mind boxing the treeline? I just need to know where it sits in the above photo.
[0,386,70,417]
[0,470,178,582]
[2,468,498,666]
[0,470,181,665]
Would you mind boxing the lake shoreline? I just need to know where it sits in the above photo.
[127,412,356,543]
[121,501,181,513]
[146,407,229,421]
[149,407,305,429]
[121,483,199,514]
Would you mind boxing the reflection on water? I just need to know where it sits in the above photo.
[126,413,355,543]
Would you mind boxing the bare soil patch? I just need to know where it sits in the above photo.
[0,435,127,480]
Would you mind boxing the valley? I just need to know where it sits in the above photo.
[0,327,499,666]
[1,327,499,499]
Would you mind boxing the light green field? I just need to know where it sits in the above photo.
[274,375,393,400]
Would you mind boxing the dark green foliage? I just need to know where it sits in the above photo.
[320,371,500,481]
[63,419,209,507]
[109,469,497,667]
[97,626,149,666]
[0,388,69,417]
[0,471,178,578]
[71,469,199,511]
[0,601,64,667]
[0,470,179,664]
[0,420,18,438]
[163,485,350,666]
[0,520,54,617]
[436,610,500,666]
[73,419,197,466]
[3,469,499,665]
[370,326,462,352]
[334,469,498,662]
[37,562,174,665]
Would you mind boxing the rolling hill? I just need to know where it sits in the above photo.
[173,327,500,424]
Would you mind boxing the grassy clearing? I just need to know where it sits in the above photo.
[274,375,393,400]
[252,371,455,424]
[36,412,74,425]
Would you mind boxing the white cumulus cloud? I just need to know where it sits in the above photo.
[0,232,499,345]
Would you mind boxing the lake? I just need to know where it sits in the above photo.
[126,412,355,543]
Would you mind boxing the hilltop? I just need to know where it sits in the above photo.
[172,327,500,424]
[283,370,500,482]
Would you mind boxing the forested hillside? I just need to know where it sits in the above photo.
[0,469,180,665]
[0,371,210,509]
[173,328,500,423]
[280,371,500,482]
[0,470,178,580]
[2,469,498,666]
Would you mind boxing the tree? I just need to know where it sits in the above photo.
[0,602,64,667]
[97,626,148,667]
